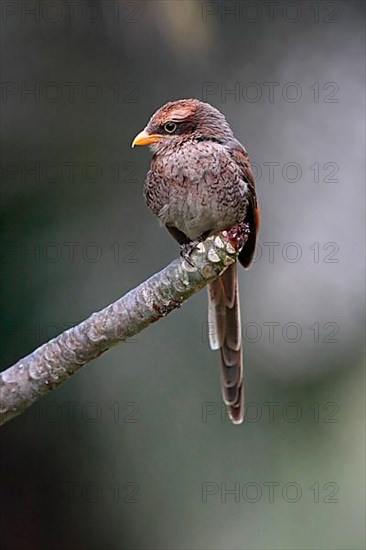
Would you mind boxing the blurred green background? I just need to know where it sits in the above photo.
[1,1,365,549]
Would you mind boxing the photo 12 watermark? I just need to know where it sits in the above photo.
[1,320,140,347]
[0,240,140,265]
[1,81,139,104]
[201,480,340,503]
[21,400,140,425]
[250,161,340,184]
[201,2,341,25]
[202,320,340,346]
[202,81,340,104]
[1,160,140,186]
[1,1,141,25]
[1,480,140,505]
[201,401,340,423]
[249,241,340,265]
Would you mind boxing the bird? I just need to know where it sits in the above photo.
[132,99,260,424]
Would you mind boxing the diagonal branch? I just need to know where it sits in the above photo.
[0,231,245,427]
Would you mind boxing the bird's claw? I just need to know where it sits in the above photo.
[226,222,250,252]
[180,239,204,267]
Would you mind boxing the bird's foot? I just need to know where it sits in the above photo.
[180,233,210,266]
[180,239,202,267]
[226,222,250,252]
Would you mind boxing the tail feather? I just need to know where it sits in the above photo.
[208,263,244,424]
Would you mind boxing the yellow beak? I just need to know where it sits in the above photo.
[131,129,162,148]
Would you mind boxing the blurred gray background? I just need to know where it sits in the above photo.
[0,1,365,549]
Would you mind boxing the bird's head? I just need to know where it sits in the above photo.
[132,99,234,154]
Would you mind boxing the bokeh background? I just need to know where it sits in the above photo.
[1,1,365,549]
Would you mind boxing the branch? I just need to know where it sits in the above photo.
[0,231,246,427]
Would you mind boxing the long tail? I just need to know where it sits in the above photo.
[207,263,244,424]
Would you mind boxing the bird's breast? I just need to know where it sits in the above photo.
[144,142,247,240]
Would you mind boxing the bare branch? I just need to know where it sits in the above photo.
[0,231,244,427]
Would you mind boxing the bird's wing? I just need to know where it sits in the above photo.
[229,145,260,268]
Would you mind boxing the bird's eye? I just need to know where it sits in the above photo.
[164,122,177,133]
